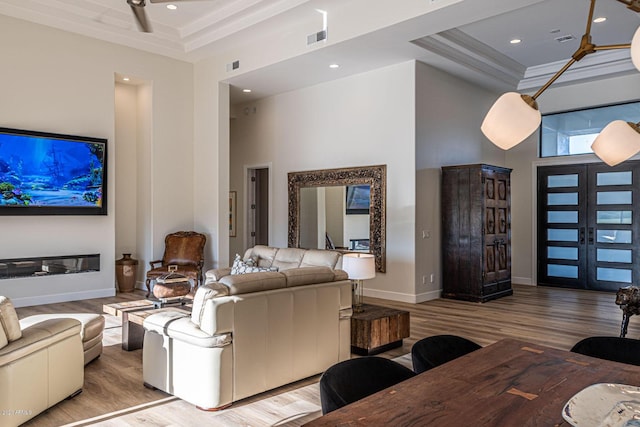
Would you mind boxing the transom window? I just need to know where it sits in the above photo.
[540,101,640,158]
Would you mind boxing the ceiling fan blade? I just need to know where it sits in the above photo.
[128,2,152,33]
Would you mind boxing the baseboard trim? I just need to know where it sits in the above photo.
[513,276,534,286]
[415,289,442,303]
[364,280,536,304]
[12,288,116,308]
[365,288,441,304]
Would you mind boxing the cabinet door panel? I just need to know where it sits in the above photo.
[483,168,511,289]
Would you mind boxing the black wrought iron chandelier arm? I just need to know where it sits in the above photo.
[532,58,577,100]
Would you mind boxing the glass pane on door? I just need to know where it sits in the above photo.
[596,230,632,244]
[548,229,578,242]
[548,211,578,223]
[548,193,578,205]
[548,175,578,188]
[548,247,578,260]
[597,211,632,224]
[597,249,632,263]
[597,267,632,283]
[548,264,579,278]
[597,191,632,205]
[597,172,633,186]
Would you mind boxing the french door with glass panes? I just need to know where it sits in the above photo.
[538,162,640,291]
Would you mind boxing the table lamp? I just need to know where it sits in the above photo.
[342,253,375,313]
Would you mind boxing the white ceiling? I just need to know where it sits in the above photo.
[1,0,639,104]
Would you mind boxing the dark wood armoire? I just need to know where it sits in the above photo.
[441,164,512,302]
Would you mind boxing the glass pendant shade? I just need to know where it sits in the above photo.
[591,120,640,166]
[481,92,542,150]
[632,26,640,72]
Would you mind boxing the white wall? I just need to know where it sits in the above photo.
[230,61,417,301]
[415,61,505,301]
[506,72,640,286]
[114,84,138,257]
[344,215,370,248]
[0,15,194,306]
[194,0,547,300]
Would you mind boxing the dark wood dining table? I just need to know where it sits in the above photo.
[304,337,640,426]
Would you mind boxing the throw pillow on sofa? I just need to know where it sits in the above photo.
[230,254,278,275]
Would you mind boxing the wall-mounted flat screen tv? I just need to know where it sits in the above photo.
[346,184,370,215]
[0,127,107,215]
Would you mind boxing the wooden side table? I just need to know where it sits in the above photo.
[103,300,191,351]
[351,303,410,355]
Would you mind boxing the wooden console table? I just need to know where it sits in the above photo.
[351,304,410,355]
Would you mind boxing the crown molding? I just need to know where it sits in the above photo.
[412,28,637,93]
[518,50,636,91]
[412,29,525,88]
[0,0,312,62]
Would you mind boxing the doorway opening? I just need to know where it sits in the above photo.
[246,167,270,248]
[537,161,640,291]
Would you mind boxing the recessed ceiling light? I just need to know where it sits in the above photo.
[593,16,607,23]
[329,63,340,69]
[123,77,130,81]
[510,39,522,44]
[166,4,177,10]
[242,89,252,93]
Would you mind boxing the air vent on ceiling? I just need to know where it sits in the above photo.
[226,60,240,72]
[554,35,576,43]
[307,30,327,46]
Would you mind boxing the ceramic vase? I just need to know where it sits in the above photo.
[115,253,138,293]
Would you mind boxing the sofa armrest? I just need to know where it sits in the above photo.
[205,268,232,283]
[334,269,348,281]
[144,313,232,348]
[0,318,81,367]
[143,311,190,334]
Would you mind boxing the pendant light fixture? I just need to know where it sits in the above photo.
[481,0,640,165]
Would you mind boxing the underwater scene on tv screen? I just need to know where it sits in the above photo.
[0,133,105,208]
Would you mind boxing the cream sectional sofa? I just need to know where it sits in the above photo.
[142,246,352,410]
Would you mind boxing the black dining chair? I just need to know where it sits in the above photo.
[570,336,640,366]
[319,356,416,415]
[411,334,482,374]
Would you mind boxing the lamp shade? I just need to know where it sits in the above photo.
[481,92,541,150]
[591,120,640,167]
[632,25,640,72]
[342,253,375,280]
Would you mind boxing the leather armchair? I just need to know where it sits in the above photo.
[0,297,84,427]
[145,231,206,296]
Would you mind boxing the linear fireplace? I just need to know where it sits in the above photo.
[0,254,100,280]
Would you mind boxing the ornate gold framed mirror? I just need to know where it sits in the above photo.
[288,165,386,273]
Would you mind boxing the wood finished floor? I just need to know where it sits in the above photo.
[14,284,636,426]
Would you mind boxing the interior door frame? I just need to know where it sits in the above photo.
[530,155,603,287]
[536,164,589,289]
[243,162,272,249]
